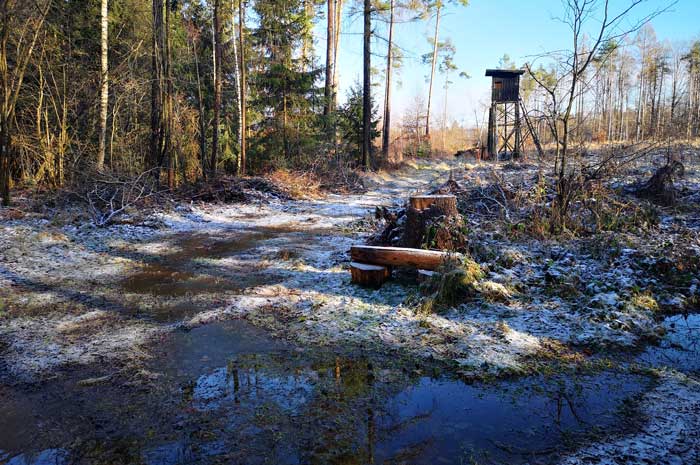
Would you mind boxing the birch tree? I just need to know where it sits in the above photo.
[97,0,109,170]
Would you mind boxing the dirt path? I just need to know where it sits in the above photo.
[0,159,456,382]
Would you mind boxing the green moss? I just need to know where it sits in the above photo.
[418,257,484,314]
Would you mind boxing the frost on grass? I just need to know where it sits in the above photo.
[559,372,700,465]
[0,312,158,382]
[0,156,697,391]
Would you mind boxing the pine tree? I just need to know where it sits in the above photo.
[251,0,321,166]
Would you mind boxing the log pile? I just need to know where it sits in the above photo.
[352,187,469,288]
[349,246,458,288]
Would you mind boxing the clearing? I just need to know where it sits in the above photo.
[1,158,699,465]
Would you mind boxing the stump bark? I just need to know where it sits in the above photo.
[350,261,391,288]
[409,195,457,213]
[402,194,464,250]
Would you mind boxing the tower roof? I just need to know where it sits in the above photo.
[485,69,525,78]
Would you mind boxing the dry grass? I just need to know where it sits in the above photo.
[267,169,323,199]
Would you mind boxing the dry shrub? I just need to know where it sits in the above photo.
[267,169,322,199]
[186,176,287,203]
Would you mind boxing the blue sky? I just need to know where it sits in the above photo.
[322,0,700,126]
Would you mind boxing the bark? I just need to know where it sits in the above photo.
[350,245,456,271]
[606,59,614,141]
[97,0,108,170]
[332,0,342,110]
[190,34,207,178]
[150,0,163,171]
[324,0,334,117]
[350,262,391,288]
[211,0,222,178]
[238,0,246,175]
[381,0,394,162]
[361,0,371,168]
[425,2,441,137]
[0,0,51,206]
[164,0,174,188]
[230,0,242,175]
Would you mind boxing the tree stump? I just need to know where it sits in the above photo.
[350,261,391,288]
[402,195,464,250]
[409,195,457,213]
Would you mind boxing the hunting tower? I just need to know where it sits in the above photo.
[485,69,525,159]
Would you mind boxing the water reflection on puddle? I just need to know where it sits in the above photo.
[0,321,655,465]
[142,321,650,465]
[637,313,700,374]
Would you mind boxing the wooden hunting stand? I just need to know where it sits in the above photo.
[486,69,525,160]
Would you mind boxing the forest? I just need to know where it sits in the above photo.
[2,0,698,202]
[1,0,700,464]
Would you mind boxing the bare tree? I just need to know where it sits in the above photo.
[526,0,671,229]
[381,0,395,162]
[0,0,52,206]
[238,0,247,175]
[424,0,467,138]
[324,0,335,118]
[211,0,222,178]
[362,0,371,168]
[332,0,343,111]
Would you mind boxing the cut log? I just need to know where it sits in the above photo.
[409,195,457,212]
[351,245,458,271]
[350,262,391,288]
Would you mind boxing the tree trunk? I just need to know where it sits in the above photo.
[324,0,334,117]
[97,0,108,171]
[150,0,163,171]
[361,0,371,169]
[164,0,174,188]
[211,0,222,178]
[425,2,441,137]
[0,126,9,207]
[0,0,50,205]
[606,59,614,141]
[350,245,457,270]
[332,0,342,111]
[381,0,394,162]
[238,0,246,174]
[191,35,207,178]
[230,0,242,175]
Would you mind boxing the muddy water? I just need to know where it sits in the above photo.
[0,319,654,465]
[118,228,322,322]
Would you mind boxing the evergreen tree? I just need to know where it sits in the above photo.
[251,0,322,168]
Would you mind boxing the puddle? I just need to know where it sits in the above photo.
[121,266,237,297]
[636,313,700,374]
[0,321,654,465]
[117,228,326,322]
